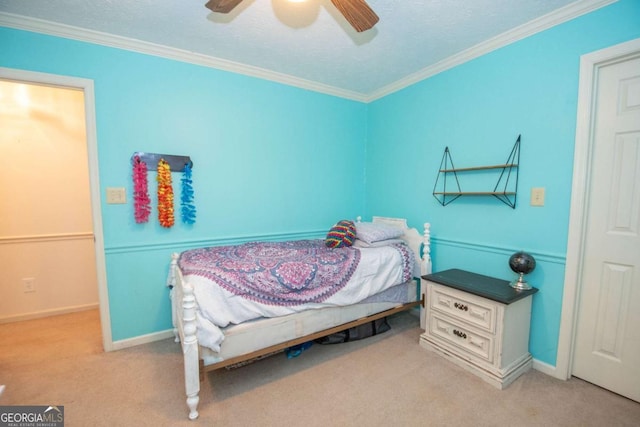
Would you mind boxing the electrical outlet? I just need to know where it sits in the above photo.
[22,278,36,293]
[106,187,126,204]
[531,187,545,207]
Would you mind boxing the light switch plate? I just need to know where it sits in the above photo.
[106,187,126,204]
[530,187,545,207]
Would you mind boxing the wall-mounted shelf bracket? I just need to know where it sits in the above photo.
[131,152,193,172]
[432,135,521,209]
[432,147,462,206]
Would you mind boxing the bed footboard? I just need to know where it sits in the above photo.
[170,253,201,420]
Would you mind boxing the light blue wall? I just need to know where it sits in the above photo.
[2,0,638,363]
[365,0,640,365]
[1,28,367,341]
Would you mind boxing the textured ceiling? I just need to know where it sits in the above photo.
[0,0,612,101]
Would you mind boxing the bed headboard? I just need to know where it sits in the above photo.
[367,216,432,278]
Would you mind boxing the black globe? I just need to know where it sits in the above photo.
[509,252,536,275]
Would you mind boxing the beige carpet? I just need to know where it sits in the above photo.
[1,310,639,426]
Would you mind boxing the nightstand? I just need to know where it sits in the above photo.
[420,269,538,389]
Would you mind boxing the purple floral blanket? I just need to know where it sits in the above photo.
[178,240,361,306]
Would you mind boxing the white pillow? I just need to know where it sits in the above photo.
[353,238,405,248]
[355,222,404,244]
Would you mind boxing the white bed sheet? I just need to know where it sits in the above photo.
[187,243,414,352]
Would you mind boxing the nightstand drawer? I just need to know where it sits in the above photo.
[429,283,497,333]
[428,312,494,363]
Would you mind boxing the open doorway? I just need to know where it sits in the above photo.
[0,67,112,351]
[0,80,98,319]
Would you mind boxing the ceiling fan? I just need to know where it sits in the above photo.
[205,0,379,32]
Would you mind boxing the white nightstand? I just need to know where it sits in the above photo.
[420,269,538,389]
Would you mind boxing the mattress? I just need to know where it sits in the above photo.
[199,280,417,365]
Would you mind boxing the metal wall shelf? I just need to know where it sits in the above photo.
[433,135,521,209]
[131,152,193,172]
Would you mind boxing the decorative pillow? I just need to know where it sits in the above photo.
[325,220,357,248]
[355,222,404,244]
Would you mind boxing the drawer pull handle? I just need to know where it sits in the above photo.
[453,329,467,339]
[454,302,469,311]
[469,338,485,350]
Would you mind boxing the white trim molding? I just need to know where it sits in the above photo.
[111,329,176,351]
[532,358,558,378]
[0,303,99,324]
[0,232,94,245]
[366,0,617,101]
[0,12,367,103]
[432,237,566,265]
[104,229,327,255]
[556,37,640,381]
[0,0,617,103]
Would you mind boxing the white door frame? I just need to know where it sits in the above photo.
[556,37,640,380]
[0,66,113,352]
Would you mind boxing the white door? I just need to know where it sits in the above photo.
[571,55,640,402]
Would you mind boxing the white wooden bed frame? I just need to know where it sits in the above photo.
[168,217,431,420]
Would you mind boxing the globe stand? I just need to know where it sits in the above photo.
[508,251,536,291]
[510,272,532,291]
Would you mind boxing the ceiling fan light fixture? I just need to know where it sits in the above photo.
[205,0,379,33]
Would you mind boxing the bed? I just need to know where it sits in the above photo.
[168,216,432,420]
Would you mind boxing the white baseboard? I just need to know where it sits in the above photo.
[111,329,176,351]
[532,357,562,379]
[107,324,567,377]
[0,303,99,324]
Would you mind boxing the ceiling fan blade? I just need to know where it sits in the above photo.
[330,0,379,32]
[205,0,243,13]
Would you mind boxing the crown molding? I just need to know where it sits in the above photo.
[0,12,368,103]
[0,0,617,104]
[366,0,618,102]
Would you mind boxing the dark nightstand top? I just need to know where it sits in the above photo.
[422,268,538,304]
